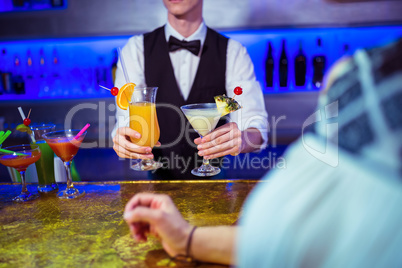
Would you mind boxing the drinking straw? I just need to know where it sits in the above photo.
[17,107,36,143]
[0,130,12,145]
[0,131,4,138]
[118,47,130,84]
[0,148,28,156]
[18,107,26,120]
[73,123,90,140]
[99,85,111,91]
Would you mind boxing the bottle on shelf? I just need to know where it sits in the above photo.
[25,49,36,94]
[13,54,25,94]
[51,47,63,96]
[0,48,4,95]
[265,41,274,88]
[279,39,288,88]
[38,48,50,96]
[294,40,307,87]
[312,38,326,89]
[1,49,13,94]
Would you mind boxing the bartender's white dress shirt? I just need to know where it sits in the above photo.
[112,22,268,149]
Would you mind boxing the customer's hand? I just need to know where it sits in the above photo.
[194,122,242,159]
[113,127,160,159]
[124,193,193,257]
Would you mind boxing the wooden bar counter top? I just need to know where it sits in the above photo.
[0,180,259,267]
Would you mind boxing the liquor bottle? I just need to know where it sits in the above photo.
[51,48,62,95]
[312,38,326,89]
[1,49,13,94]
[13,55,25,94]
[294,41,307,87]
[25,49,36,93]
[265,42,274,87]
[38,48,50,96]
[0,48,4,94]
[279,40,288,88]
[26,50,34,79]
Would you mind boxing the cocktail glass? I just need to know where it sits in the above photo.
[129,86,163,171]
[0,144,41,202]
[31,124,58,193]
[180,103,221,177]
[42,130,86,199]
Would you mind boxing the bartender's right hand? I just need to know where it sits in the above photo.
[113,127,159,159]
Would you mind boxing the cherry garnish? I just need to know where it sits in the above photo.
[23,118,31,126]
[234,86,243,96]
[111,87,119,96]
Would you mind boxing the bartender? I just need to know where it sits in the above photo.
[111,0,268,179]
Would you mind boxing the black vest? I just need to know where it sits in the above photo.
[144,26,228,179]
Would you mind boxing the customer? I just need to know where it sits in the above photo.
[124,39,402,266]
[112,0,268,179]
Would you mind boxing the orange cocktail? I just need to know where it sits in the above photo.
[128,86,162,171]
[129,102,160,147]
[0,144,41,202]
[0,151,41,172]
[43,130,86,199]
[45,137,83,162]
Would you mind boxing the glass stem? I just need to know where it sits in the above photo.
[19,170,28,194]
[63,161,74,189]
[202,157,209,166]
[199,135,209,166]
[142,159,152,165]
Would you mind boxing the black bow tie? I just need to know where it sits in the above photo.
[168,36,201,56]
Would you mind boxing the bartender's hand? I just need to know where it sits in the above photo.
[124,193,193,257]
[113,127,160,160]
[194,122,242,159]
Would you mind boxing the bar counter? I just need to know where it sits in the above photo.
[0,180,258,267]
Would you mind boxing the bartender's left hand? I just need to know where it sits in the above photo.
[194,122,242,159]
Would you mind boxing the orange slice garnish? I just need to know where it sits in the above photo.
[116,82,136,110]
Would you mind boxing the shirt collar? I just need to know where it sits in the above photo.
[165,21,207,48]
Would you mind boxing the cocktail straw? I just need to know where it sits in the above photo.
[0,148,28,156]
[17,107,36,143]
[0,130,12,145]
[73,123,90,140]
[99,85,111,91]
[118,47,130,84]
[18,107,26,120]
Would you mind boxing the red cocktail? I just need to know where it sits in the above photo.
[46,137,82,162]
[43,130,86,199]
[0,144,41,202]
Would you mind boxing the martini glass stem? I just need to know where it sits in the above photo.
[19,170,28,194]
[63,161,74,189]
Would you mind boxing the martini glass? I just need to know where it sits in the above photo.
[0,144,41,202]
[42,130,86,199]
[181,103,222,177]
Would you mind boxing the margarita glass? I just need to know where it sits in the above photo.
[181,103,221,176]
[129,86,163,171]
[0,144,41,202]
[43,130,86,199]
